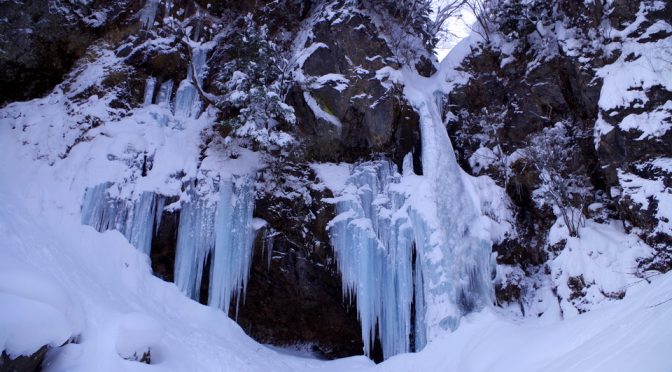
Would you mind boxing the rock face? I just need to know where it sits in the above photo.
[0,0,139,105]
[0,346,48,372]
[289,1,423,172]
[6,0,667,362]
[235,162,364,359]
[20,0,420,359]
[447,0,672,309]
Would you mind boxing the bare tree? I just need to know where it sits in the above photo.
[464,0,499,43]
[431,0,469,41]
[523,122,590,237]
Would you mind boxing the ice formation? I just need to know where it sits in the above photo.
[81,183,164,256]
[156,80,174,106]
[329,151,493,359]
[328,160,427,358]
[143,77,156,107]
[174,179,258,315]
[139,0,160,30]
[82,178,259,316]
[174,47,207,119]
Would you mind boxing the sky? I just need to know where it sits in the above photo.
[434,5,477,61]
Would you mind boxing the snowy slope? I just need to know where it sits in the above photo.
[1,156,670,371]
[1,3,671,369]
[0,144,373,372]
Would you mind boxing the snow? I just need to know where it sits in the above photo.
[548,219,653,316]
[618,169,672,236]
[597,3,672,111]
[378,271,672,372]
[310,162,351,194]
[618,100,672,140]
[311,73,350,92]
[0,172,374,372]
[115,312,163,360]
[303,91,342,127]
[0,3,670,369]
[2,168,670,371]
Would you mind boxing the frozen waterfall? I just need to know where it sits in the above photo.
[81,178,259,316]
[328,160,427,359]
[143,44,208,123]
[174,47,207,119]
[328,89,494,359]
[81,183,164,256]
[174,179,258,315]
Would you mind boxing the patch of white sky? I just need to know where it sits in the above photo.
[432,2,476,61]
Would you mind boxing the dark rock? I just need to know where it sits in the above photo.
[151,198,180,283]
[291,3,422,169]
[235,162,364,359]
[1,346,48,372]
[0,0,140,105]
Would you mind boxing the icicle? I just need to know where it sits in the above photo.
[264,230,275,270]
[156,80,174,107]
[174,48,207,119]
[143,77,156,106]
[174,189,216,300]
[125,192,161,256]
[208,180,256,315]
[139,0,159,29]
[81,183,163,257]
[173,178,258,316]
[329,161,423,359]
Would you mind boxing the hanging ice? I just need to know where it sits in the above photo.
[411,89,493,336]
[174,47,207,119]
[139,0,159,29]
[208,181,256,315]
[81,183,164,256]
[143,77,156,106]
[328,160,427,359]
[156,80,174,107]
[173,178,258,315]
[328,145,493,359]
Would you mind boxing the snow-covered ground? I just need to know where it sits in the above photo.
[1,160,670,371]
[1,9,670,370]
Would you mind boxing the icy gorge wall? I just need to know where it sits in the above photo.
[1,0,670,368]
[0,0,438,362]
[446,0,671,314]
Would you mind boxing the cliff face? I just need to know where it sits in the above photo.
[0,0,669,367]
[0,0,430,361]
[446,0,671,313]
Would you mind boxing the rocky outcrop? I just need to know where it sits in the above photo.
[289,2,422,172]
[0,346,48,372]
[447,0,672,309]
[234,162,364,359]
[0,0,142,105]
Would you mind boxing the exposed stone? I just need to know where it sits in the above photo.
[235,161,364,359]
[1,346,48,372]
[0,0,141,105]
[290,3,422,170]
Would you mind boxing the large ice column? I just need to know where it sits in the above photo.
[156,80,174,106]
[209,180,256,315]
[173,178,258,314]
[143,77,156,106]
[174,189,217,300]
[81,183,164,256]
[329,161,426,359]
[413,92,493,335]
[328,145,492,359]
[139,0,160,29]
[174,47,207,119]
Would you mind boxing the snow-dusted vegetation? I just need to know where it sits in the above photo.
[0,0,670,371]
